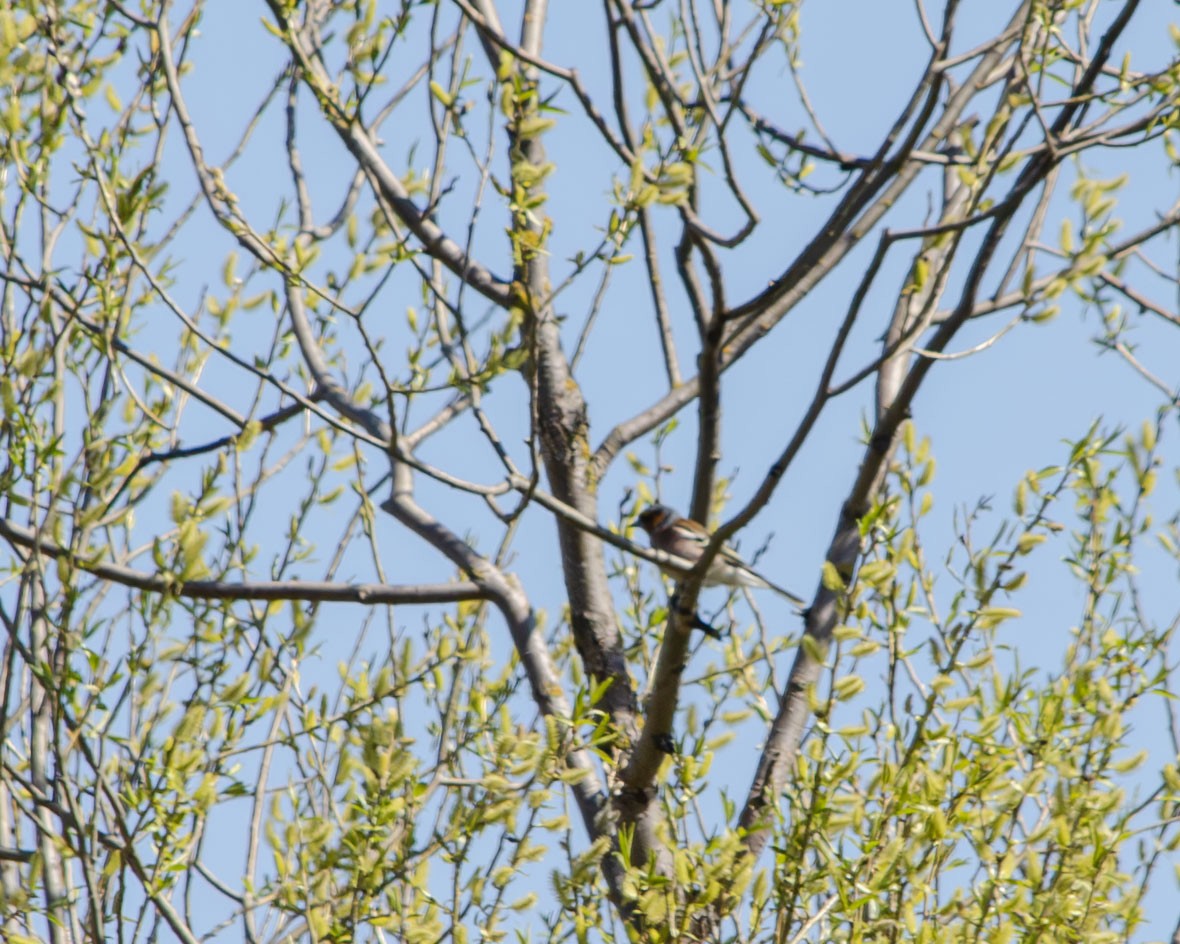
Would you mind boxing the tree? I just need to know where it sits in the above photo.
[1,0,1178,941]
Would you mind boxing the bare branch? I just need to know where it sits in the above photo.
[264,2,513,307]
[736,0,1146,867]
[0,518,489,606]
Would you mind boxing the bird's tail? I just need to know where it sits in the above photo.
[765,578,806,608]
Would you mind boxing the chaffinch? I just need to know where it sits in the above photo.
[636,504,805,606]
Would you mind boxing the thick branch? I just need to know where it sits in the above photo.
[506,3,638,746]
[0,518,486,606]
[736,0,1144,865]
[591,5,1023,476]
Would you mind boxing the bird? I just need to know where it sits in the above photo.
[635,504,805,606]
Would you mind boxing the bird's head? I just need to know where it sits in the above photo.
[636,504,674,535]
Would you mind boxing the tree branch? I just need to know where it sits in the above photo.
[591,1,1025,478]
[736,0,1144,867]
[0,518,490,606]
[264,1,513,308]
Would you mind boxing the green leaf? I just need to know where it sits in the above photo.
[428,80,453,107]
[976,606,1021,629]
